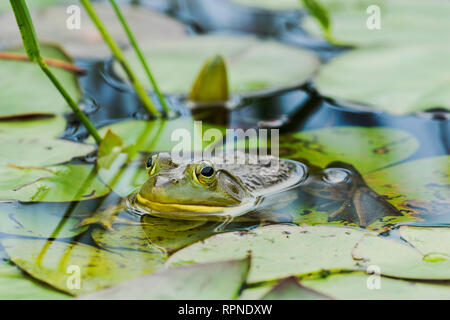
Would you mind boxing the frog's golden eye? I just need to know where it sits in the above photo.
[194,161,216,185]
[146,154,158,175]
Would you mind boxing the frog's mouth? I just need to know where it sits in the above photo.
[135,193,231,213]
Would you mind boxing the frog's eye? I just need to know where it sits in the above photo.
[146,154,158,175]
[322,168,352,185]
[194,161,216,185]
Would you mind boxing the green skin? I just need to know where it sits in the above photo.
[77,153,401,230]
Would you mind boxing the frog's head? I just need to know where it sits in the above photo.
[136,153,251,213]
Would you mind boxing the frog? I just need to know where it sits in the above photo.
[76,152,401,230]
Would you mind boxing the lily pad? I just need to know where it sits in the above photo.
[301,272,450,300]
[0,204,87,239]
[0,44,81,118]
[0,136,94,167]
[303,0,450,47]
[0,2,187,58]
[0,258,68,299]
[113,35,320,96]
[399,226,450,258]
[167,224,368,283]
[352,233,450,280]
[280,126,419,173]
[79,257,250,300]
[0,116,66,138]
[1,238,166,295]
[364,156,450,221]
[315,44,450,114]
[262,276,331,300]
[0,164,110,202]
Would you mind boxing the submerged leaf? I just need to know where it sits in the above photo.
[167,225,368,283]
[79,257,250,300]
[2,238,166,295]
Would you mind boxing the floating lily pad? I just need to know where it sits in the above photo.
[303,0,450,47]
[301,272,450,300]
[352,233,450,280]
[167,224,368,283]
[399,226,450,258]
[0,258,68,299]
[0,136,94,167]
[0,2,187,58]
[364,156,450,221]
[315,44,450,114]
[79,257,250,300]
[0,116,66,138]
[0,164,110,202]
[0,44,81,118]
[0,204,86,238]
[2,238,165,295]
[230,0,302,11]
[262,276,331,300]
[113,35,320,96]
[280,126,419,173]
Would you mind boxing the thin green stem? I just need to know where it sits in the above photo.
[10,0,101,144]
[38,58,102,144]
[80,0,161,117]
[109,0,172,115]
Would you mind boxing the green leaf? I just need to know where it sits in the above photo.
[188,55,229,103]
[301,0,334,43]
[0,258,68,299]
[0,204,87,238]
[0,44,81,118]
[301,271,450,300]
[79,257,250,300]
[352,233,450,280]
[0,116,66,138]
[97,129,125,170]
[2,238,166,295]
[0,136,94,167]
[113,35,320,96]
[262,276,331,300]
[167,225,368,283]
[0,164,110,202]
[399,226,450,258]
[302,0,450,47]
[315,44,450,114]
[280,126,419,173]
[364,156,450,223]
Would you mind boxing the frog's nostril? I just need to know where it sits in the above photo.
[171,179,178,185]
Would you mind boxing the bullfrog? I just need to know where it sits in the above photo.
[77,152,401,229]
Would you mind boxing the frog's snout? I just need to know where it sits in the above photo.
[153,176,179,188]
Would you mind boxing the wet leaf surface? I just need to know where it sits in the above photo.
[0,44,81,118]
[352,233,450,280]
[0,164,110,202]
[0,136,94,167]
[280,126,419,173]
[315,44,450,114]
[0,116,66,138]
[2,238,166,295]
[114,35,320,96]
[364,156,450,222]
[167,224,369,283]
[79,258,250,300]
[399,226,450,258]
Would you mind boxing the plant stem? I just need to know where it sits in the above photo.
[80,0,161,117]
[10,0,102,144]
[109,0,172,115]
